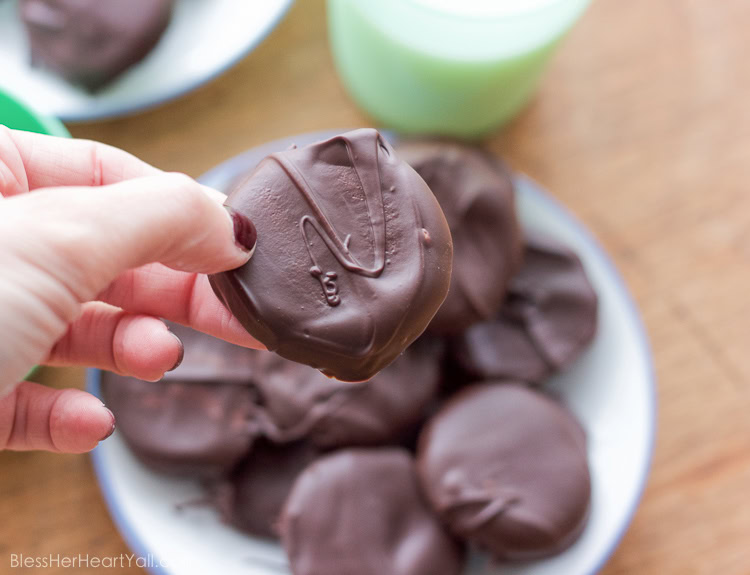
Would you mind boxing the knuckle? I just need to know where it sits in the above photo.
[163,173,216,223]
[161,171,197,191]
[160,173,205,208]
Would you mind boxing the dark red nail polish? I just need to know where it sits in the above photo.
[167,330,184,372]
[225,205,257,254]
[101,407,116,441]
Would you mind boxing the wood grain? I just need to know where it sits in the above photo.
[3,0,750,573]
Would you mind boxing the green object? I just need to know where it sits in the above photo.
[0,89,70,138]
[24,365,42,381]
[1,90,70,380]
[328,0,591,139]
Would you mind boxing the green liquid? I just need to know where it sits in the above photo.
[328,0,588,138]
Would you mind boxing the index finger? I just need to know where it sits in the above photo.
[1,126,159,194]
[97,264,262,349]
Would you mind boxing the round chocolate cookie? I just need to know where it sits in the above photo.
[214,440,319,539]
[101,375,260,478]
[20,0,173,91]
[250,337,443,449]
[209,129,453,382]
[280,448,464,575]
[417,383,591,561]
[100,324,260,477]
[451,233,598,384]
[398,141,523,334]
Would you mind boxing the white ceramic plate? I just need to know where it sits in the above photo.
[88,131,656,575]
[0,0,293,122]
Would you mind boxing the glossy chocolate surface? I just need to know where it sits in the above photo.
[209,129,453,381]
[399,141,523,334]
[451,233,598,384]
[417,383,591,560]
[280,448,464,575]
[21,0,173,91]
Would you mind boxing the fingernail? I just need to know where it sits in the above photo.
[224,205,257,255]
[167,330,184,372]
[101,407,116,441]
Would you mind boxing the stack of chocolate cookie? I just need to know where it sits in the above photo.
[101,135,598,574]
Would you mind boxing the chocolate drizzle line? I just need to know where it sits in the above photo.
[269,134,388,305]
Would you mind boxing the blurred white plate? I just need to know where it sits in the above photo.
[0,0,293,122]
[88,131,656,575]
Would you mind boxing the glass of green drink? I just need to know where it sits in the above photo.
[328,0,591,138]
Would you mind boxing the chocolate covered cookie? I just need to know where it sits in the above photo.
[215,440,319,539]
[209,129,453,381]
[399,141,522,334]
[451,233,598,384]
[249,337,443,449]
[21,0,173,91]
[280,448,464,575]
[417,383,591,560]
[101,375,260,478]
[100,324,260,477]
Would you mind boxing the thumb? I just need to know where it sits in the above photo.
[0,172,256,302]
[0,173,255,388]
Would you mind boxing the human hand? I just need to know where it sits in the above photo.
[0,127,259,453]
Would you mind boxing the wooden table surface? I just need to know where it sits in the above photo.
[3,0,750,573]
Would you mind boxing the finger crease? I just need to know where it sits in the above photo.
[9,386,29,450]
[0,388,19,449]
[46,390,66,452]
[110,313,128,375]
[90,141,104,187]
[0,127,28,196]
[184,272,201,327]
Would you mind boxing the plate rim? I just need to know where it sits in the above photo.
[89,132,657,575]
[516,173,657,574]
[24,0,295,123]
